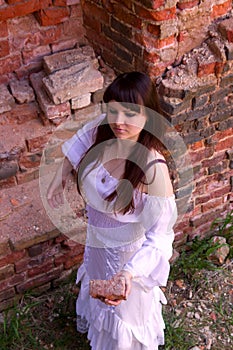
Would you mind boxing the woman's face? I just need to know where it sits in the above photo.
[107,101,147,141]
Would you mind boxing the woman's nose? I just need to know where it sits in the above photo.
[114,112,124,124]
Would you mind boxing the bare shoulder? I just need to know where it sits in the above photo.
[145,150,174,197]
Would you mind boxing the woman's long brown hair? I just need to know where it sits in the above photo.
[77,72,165,214]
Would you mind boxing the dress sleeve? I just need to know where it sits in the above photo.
[122,196,177,290]
[62,114,106,169]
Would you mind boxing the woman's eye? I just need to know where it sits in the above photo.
[125,112,136,118]
[108,108,117,114]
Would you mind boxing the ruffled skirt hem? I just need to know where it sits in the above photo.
[76,264,167,350]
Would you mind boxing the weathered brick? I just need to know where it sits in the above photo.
[0,176,17,188]
[9,79,35,104]
[225,42,233,60]
[16,169,39,185]
[0,54,22,76]
[51,38,78,53]
[102,25,142,56]
[27,259,54,278]
[16,265,63,293]
[28,244,43,257]
[220,74,233,87]
[71,93,91,109]
[0,39,10,58]
[42,62,103,104]
[30,71,71,121]
[0,287,15,302]
[36,6,69,26]
[0,0,52,21]
[111,17,132,38]
[0,21,8,37]
[135,4,176,21]
[0,84,15,114]
[0,250,26,269]
[160,96,191,115]
[19,152,42,169]
[0,161,18,180]
[0,264,14,281]
[83,12,101,33]
[211,0,232,19]
[5,103,39,125]
[82,1,109,24]
[22,44,51,65]
[112,5,142,29]
[140,0,165,9]
[177,0,199,10]
[43,46,96,74]
[215,135,233,152]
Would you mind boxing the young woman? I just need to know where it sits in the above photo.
[47,72,177,349]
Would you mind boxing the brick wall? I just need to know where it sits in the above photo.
[0,0,86,83]
[158,17,233,245]
[81,0,233,77]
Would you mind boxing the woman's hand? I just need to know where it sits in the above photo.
[104,270,132,306]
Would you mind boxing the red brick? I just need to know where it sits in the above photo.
[26,133,52,152]
[0,250,26,268]
[149,0,165,9]
[82,1,109,24]
[177,0,199,10]
[197,61,216,77]
[51,38,78,53]
[36,7,69,26]
[5,103,38,125]
[39,27,63,46]
[0,0,52,21]
[16,266,63,293]
[83,13,101,33]
[53,0,67,5]
[201,197,223,213]
[146,62,167,78]
[147,23,160,36]
[112,5,142,29]
[195,193,211,205]
[0,21,8,37]
[16,168,39,184]
[212,128,232,142]
[190,140,205,151]
[6,0,23,3]
[0,54,21,76]
[70,4,83,18]
[64,254,83,269]
[218,18,233,43]
[19,152,42,169]
[0,176,17,189]
[61,17,86,38]
[28,259,54,278]
[137,32,176,50]
[211,185,231,199]
[22,44,51,64]
[215,136,233,152]
[211,0,232,18]
[135,5,176,21]
[143,50,160,64]
[0,288,15,302]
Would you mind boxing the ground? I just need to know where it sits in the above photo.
[1,212,233,350]
[0,256,232,350]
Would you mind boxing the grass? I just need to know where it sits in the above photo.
[0,211,232,350]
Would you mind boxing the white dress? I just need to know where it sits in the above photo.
[62,114,177,350]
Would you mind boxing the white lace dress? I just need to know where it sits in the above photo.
[62,114,177,350]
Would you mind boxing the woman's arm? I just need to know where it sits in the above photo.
[47,157,73,209]
[47,114,106,209]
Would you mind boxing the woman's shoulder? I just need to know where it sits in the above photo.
[144,149,174,198]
